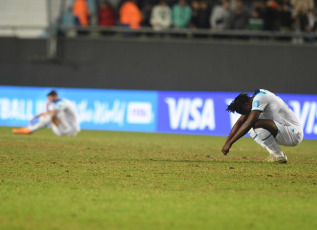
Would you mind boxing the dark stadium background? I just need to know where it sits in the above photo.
[0,37,316,94]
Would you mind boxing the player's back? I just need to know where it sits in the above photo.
[255,89,302,130]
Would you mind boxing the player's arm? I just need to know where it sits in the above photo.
[224,114,248,145]
[29,112,48,124]
[47,101,63,118]
[222,110,261,155]
[30,114,40,124]
[49,110,59,117]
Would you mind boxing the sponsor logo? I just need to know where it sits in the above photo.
[289,101,317,134]
[127,102,153,124]
[165,97,215,131]
[76,100,126,126]
[0,98,45,120]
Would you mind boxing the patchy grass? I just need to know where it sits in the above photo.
[0,127,317,230]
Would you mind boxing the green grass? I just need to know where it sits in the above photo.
[0,127,317,230]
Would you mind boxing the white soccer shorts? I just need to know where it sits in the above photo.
[274,121,303,146]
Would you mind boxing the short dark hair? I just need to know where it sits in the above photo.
[226,93,250,114]
[47,90,58,97]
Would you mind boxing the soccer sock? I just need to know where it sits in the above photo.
[28,115,51,132]
[248,128,266,148]
[250,128,285,158]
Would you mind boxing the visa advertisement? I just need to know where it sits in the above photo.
[0,86,317,139]
[157,91,240,136]
[158,91,317,140]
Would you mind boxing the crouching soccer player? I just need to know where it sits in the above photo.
[12,90,80,136]
[222,89,303,163]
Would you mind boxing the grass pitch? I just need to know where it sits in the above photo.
[0,127,317,230]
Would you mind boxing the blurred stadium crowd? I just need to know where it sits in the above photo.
[72,0,317,32]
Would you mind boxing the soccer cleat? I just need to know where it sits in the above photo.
[264,154,275,162]
[12,127,31,135]
[264,154,288,164]
[274,155,288,164]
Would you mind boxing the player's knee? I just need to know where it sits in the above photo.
[254,128,270,138]
[248,128,257,139]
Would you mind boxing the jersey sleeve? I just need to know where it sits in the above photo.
[251,93,268,112]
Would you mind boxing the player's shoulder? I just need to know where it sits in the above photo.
[52,98,70,108]
[55,98,70,103]
[53,99,63,105]
[252,89,267,102]
[252,89,270,97]
[251,89,271,108]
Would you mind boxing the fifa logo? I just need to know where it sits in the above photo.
[253,100,260,107]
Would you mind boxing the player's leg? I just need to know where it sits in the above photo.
[51,123,77,136]
[51,116,77,136]
[248,127,285,158]
[28,114,52,132]
[50,115,63,136]
[248,119,287,163]
[253,119,278,137]
[51,123,62,136]
[12,113,51,134]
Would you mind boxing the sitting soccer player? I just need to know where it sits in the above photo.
[12,90,80,136]
[222,89,303,163]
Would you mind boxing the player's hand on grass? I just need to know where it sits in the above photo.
[222,143,231,155]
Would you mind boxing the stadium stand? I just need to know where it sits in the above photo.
[0,0,316,42]
[0,0,75,38]
[0,0,47,37]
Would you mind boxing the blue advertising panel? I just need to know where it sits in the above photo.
[0,86,158,132]
[1,86,317,139]
[157,91,240,136]
[157,91,317,140]
[277,93,317,140]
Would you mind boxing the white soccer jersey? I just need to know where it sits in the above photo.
[48,98,80,136]
[251,89,302,130]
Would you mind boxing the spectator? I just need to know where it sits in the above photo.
[150,0,172,31]
[278,0,292,6]
[172,0,192,28]
[191,0,211,29]
[304,9,317,41]
[98,2,116,27]
[191,0,201,27]
[254,0,266,19]
[291,0,314,13]
[120,0,143,29]
[142,2,154,27]
[108,0,121,9]
[230,0,250,29]
[307,9,317,31]
[279,2,294,31]
[248,10,264,30]
[263,0,280,31]
[210,0,231,30]
[230,0,254,11]
[73,0,90,26]
[294,2,308,31]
